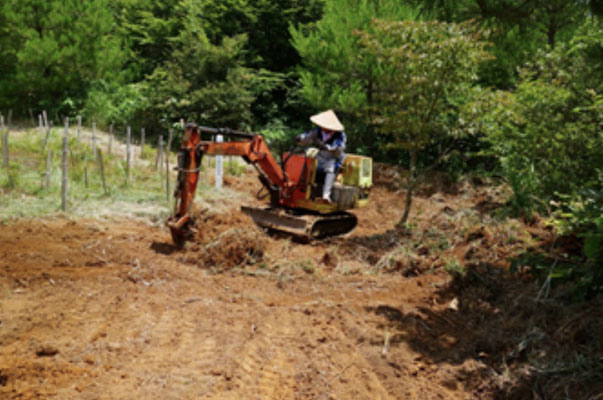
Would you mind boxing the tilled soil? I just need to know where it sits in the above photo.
[1,170,601,399]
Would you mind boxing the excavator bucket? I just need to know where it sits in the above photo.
[166,124,203,248]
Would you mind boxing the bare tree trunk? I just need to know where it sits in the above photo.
[397,147,417,230]
[547,25,557,49]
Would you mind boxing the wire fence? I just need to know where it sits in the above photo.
[0,111,244,213]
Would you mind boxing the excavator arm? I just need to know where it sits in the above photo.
[166,124,290,247]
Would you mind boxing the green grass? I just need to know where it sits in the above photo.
[443,258,466,277]
[0,128,175,221]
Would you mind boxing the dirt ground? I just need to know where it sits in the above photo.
[1,167,601,399]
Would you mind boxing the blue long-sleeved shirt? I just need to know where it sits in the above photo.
[298,127,346,169]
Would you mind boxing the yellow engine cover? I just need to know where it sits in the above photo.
[339,155,372,188]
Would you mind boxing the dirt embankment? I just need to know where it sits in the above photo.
[1,168,601,400]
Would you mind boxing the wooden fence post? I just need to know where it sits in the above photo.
[141,128,145,158]
[1,115,14,188]
[126,126,131,184]
[61,118,68,211]
[77,115,82,144]
[108,124,113,155]
[42,110,51,152]
[205,155,209,184]
[97,149,107,196]
[215,135,223,189]
[45,148,51,190]
[38,114,43,135]
[154,140,160,170]
[7,109,12,126]
[166,129,173,201]
[158,135,164,187]
[92,122,97,158]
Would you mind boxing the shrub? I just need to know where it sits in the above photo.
[484,22,602,217]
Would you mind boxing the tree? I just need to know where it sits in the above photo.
[482,20,602,215]
[409,0,593,87]
[0,0,125,115]
[197,0,324,72]
[533,0,589,49]
[111,0,181,80]
[355,19,492,228]
[194,0,325,127]
[140,0,274,129]
[290,0,418,153]
[483,20,603,298]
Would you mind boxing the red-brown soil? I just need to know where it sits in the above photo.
[1,168,601,399]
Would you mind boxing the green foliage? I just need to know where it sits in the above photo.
[488,21,603,299]
[83,81,149,131]
[354,19,493,225]
[356,19,492,152]
[291,0,418,153]
[483,22,603,217]
[550,180,603,299]
[0,128,171,220]
[112,0,181,80]
[410,0,592,88]
[444,258,466,278]
[199,0,324,72]
[84,0,284,133]
[0,0,125,113]
[142,25,255,129]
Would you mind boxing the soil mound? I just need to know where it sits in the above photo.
[180,208,266,270]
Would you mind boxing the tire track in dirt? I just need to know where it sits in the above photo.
[224,307,298,399]
[203,302,395,400]
[3,205,539,399]
[130,304,222,399]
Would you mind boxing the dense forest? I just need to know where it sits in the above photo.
[0,0,601,296]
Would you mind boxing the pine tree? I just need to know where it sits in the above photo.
[0,0,125,115]
[290,0,418,152]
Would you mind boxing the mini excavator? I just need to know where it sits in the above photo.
[166,124,372,247]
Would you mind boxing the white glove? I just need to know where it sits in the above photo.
[305,147,319,158]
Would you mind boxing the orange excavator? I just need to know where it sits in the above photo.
[166,124,373,247]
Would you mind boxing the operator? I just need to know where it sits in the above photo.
[296,109,346,204]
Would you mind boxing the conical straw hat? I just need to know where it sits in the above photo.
[310,109,344,131]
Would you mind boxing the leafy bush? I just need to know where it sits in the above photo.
[551,177,603,299]
[83,81,149,132]
[484,22,602,217]
[485,21,602,298]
